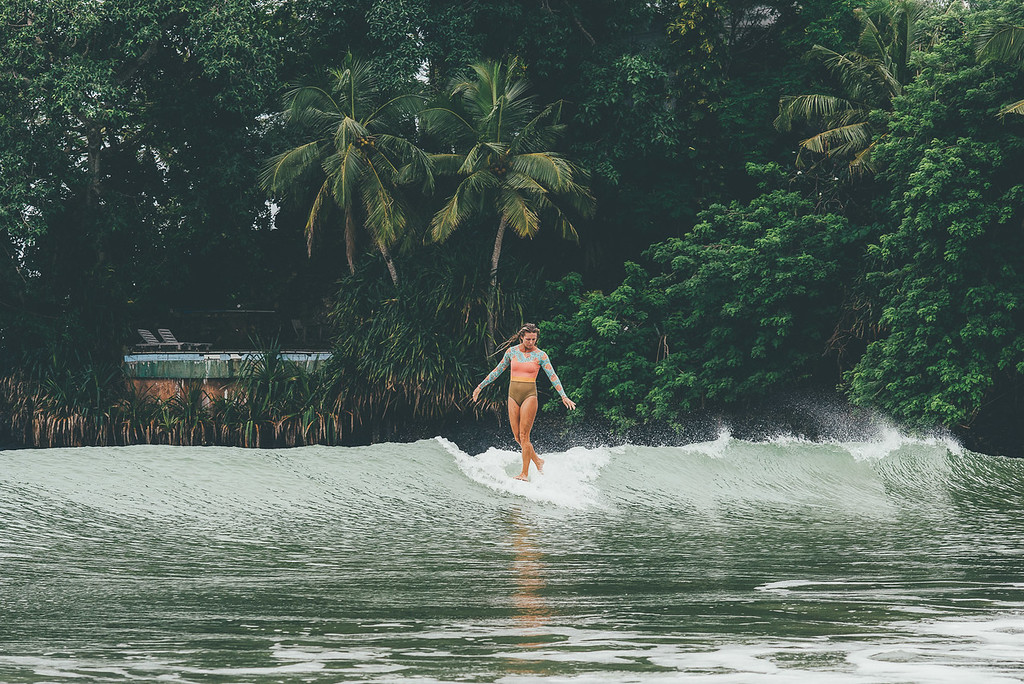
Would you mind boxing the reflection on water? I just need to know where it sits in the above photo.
[510,507,550,642]
[505,507,551,676]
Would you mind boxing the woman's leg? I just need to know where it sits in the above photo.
[508,397,522,444]
[507,398,530,480]
[516,395,540,479]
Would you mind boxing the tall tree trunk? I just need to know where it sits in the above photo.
[86,124,102,209]
[344,209,357,275]
[85,124,106,269]
[378,240,399,286]
[485,216,508,356]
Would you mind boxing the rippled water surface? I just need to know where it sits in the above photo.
[3,432,1024,682]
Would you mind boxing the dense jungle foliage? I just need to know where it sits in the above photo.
[1,0,1023,453]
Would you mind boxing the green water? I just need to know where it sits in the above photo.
[2,432,1024,682]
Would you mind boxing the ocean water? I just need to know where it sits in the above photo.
[2,430,1024,682]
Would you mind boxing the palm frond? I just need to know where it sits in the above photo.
[328,147,367,210]
[503,75,532,105]
[283,84,342,118]
[260,141,324,193]
[999,97,1024,116]
[386,138,434,191]
[820,51,882,103]
[365,93,425,128]
[555,178,596,218]
[305,179,332,256]
[359,159,405,246]
[506,171,594,225]
[424,153,466,176]
[429,171,498,242]
[503,171,549,195]
[450,68,491,120]
[871,61,903,100]
[330,57,379,119]
[775,94,860,131]
[855,7,887,63]
[363,136,408,179]
[509,101,565,153]
[800,121,873,155]
[337,117,370,148]
[849,139,878,173]
[810,45,858,72]
[489,97,539,145]
[977,24,1024,65]
[461,143,493,175]
[419,105,476,144]
[830,107,871,127]
[810,45,875,97]
[553,215,581,243]
[497,189,540,239]
[455,58,538,142]
[904,0,931,51]
[509,152,572,190]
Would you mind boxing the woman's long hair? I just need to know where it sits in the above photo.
[494,323,540,357]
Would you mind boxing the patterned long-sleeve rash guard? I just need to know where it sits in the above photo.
[477,347,568,399]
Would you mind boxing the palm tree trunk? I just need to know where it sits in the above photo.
[344,209,356,275]
[378,240,399,286]
[486,216,508,356]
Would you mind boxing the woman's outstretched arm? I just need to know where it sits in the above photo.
[474,349,511,398]
[539,352,575,409]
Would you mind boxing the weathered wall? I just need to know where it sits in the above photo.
[130,378,234,402]
[123,352,331,402]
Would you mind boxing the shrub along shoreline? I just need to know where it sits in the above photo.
[1,373,1007,457]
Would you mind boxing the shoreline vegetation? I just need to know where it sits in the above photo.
[2,1,1024,457]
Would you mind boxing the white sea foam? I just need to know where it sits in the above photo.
[840,427,919,461]
[437,436,609,509]
[835,425,965,462]
[755,579,872,593]
[490,627,1024,683]
[678,428,733,459]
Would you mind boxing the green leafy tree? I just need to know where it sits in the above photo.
[846,10,1024,431]
[0,0,279,359]
[543,164,860,431]
[671,0,727,77]
[261,55,429,285]
[775,0,934,172]
[421,57,594,350]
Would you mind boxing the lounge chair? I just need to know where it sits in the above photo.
[157,328,212,351]
[292,318,307,344]
[135,329,178,351]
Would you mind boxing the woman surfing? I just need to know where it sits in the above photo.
[472,323,577,480]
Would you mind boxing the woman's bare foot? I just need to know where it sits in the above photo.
[534,457,545,473]
[513,474,529,481]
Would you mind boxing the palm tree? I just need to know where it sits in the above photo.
[260,55,429,285]
[775,0,932,172]
[421,57,595,349]
[976,23,1024,116]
